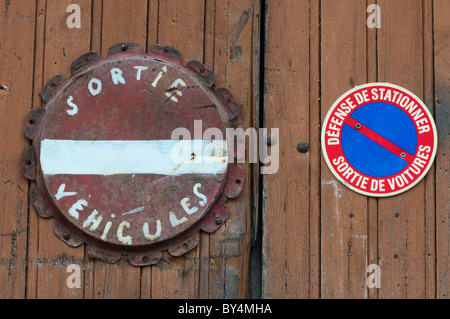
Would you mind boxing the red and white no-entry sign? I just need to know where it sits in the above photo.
[322,83,437,197]
[23,43,244,265]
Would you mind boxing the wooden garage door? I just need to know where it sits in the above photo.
[0,0,448,299]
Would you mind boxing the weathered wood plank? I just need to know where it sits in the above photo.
[262,0,310,298]
[100,0,147,53]
[0,0,36,299]
[198,0,215,300]
[377,0,426,299]
[208,0,256,299]
[320,0,369,299]
[26,0,46,299]
[27,0,91,299]
[83,0,102,299]
[90,0,103,52]
[434,0,450,300]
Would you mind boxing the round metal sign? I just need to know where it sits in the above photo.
[23,43,244,265]
[322,83,437,197]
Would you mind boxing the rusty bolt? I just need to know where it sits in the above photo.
[297,141,309,153]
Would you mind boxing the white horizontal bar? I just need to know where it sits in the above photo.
[40,139,228,176]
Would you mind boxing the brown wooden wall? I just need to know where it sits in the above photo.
[0,0,448,299]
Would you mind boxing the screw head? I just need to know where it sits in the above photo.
[215,216,222,225]
[63,234,70,241]
[349,213,354,218]
[395,212,400,217]
[355,123,362,129]
[121,43,128,51]
[347,252,352,256]
[400,152,406,158]
[297,141,309,153]
[394,254,399,259]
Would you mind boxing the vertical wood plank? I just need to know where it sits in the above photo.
[83,0,102,299]
[146,0,159,50]
[320,0,369,299]
[100,0,147,52]
[26,0,46,299]
[262,0,310,298]
[434,0,450,300]
[209,0,255,299]
[0,0,36,299]
[198,0,215,300]
[92,0,148,299]
[90,0,103,52]
[28,0,91,299]
[377,0,426,299]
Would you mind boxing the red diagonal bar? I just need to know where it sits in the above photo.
[344,116,414,163]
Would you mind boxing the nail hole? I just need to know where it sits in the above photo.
[226,98,232,104]
[49,83,56,89]
[163,49,169,55]
[29,119,35,125]
[236,179,241,185]
[183,243,189,250]
[82,57,88,63]
[25,160,31,166]
[142,256,148,263]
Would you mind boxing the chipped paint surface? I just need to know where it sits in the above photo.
[40,139,228,175]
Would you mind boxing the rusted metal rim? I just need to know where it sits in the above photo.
[23,43,245,266]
